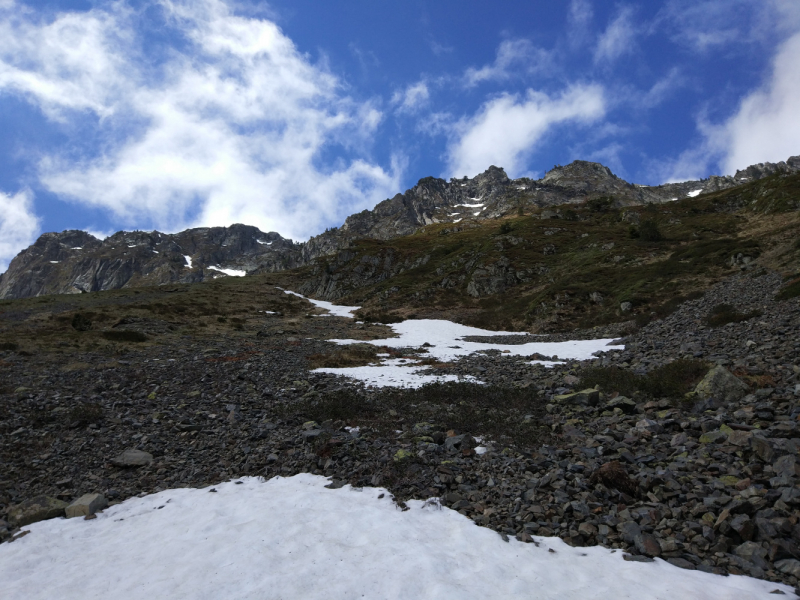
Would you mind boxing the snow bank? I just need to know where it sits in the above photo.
[282,289,360,318]
[330,319,622,363]
[687,189,703,197]
[207,265,246,277]
[183,255,192,268]
[0,475,787,600]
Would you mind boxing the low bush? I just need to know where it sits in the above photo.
[307,344,380,369]
[102,330,148,342]
[705,303,761,327]
[286,382,550,449]
[580,359,708,399]
[776,275,800,301]
[638,220,663,242]
[69,402,103,426]
[355,311,405,324]
[0,341,19,351]
[71,313,92,331]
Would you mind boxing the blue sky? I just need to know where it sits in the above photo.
[0,0,799,270]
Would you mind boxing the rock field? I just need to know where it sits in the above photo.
[2,270,800,592]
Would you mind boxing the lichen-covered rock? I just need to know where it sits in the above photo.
[8,496,68,527]
[694,365,749,404]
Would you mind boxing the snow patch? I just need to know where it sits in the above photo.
[207,266,246,277]
[687,189,703,198]
[282,289,360,318]
[0,475,787,600]
[257,240,273,245]
[183,255,192,268]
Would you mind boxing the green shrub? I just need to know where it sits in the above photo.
[580,359,708,399]
[102,330,148,342]
[638,220,663,242]
[499,222,512,235]
[0,341,18,351]
[71,313,92,331]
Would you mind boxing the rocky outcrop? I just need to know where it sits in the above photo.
[0,224,302,299]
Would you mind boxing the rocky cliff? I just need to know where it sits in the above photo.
[2,155,798,299]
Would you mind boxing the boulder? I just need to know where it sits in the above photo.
[66,493,108,519]
[111,448,153,467]
[554,389,599,407]
[8,495,68,527]
[606,395,637,414]
[694,366,749,404]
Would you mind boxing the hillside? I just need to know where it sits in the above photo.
[278,171,800,333]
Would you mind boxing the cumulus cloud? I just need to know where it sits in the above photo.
[594,7,637,64]
[718,31,800,172]
[0,189,40,272]
[446,84,605,178]
[463,39,552,87]
[662,29,800,181]
[0,0,399,241]
[391,81,429,113]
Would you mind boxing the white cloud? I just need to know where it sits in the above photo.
[0,0,400,241]
[568,0,594,49]
[391,81,429,113]
[594,7,636,64]
[464,39,552,87]
[0,189,40,272]
[446,84,605,178]
[719,31,800,172]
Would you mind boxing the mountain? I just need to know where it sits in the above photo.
[1,155,799,300]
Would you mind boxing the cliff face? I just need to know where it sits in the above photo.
[0,225,301,299]
[2,155,798,300]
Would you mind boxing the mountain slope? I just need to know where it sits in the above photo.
[1,155,798,300]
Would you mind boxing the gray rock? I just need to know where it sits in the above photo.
[618,520,642,544]
[554,389,599,407]
[607,396,637,414]
[667,557,696,570]
[751,436,775,463]
[731,514,755,541]
[734,541,768,568]
[775,559,800,578]
[66,493,108,519]
[8,495,68,526]
[694,365,749,404]
[774,455,798,478]
[111,448,154,467]
[634,532,661,557]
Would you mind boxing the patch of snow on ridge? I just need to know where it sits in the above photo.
[0,475,788,600]
[207,265,246,277]
[257,240,273,245]
[183,255,192,268]
[687,189,703,198]
[455,202,485,208]
[282,289,360,318]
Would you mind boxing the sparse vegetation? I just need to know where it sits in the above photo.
[71,313,92,331]
[102,330,148,342]
[580,359,708,399]
[705,303,761,328]
[286,382,550,448]
[69,402,103,426]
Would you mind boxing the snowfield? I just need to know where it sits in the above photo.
[0,475,789,600]
[284,289,623,387]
